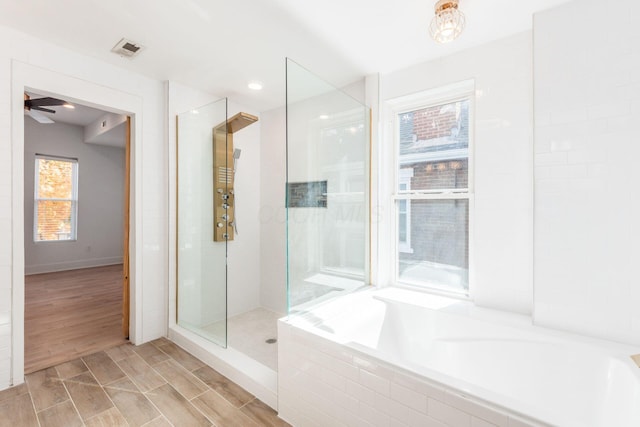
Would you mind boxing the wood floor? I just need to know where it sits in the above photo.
[0,339,290,427]
[25,265,127,374]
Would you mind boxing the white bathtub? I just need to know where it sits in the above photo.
[278,287,640,427]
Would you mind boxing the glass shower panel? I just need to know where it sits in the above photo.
[177,98,228,347]
[286,59,370,313]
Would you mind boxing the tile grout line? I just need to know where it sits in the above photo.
[188,387,210,402]
[105,347,179,427]
[151,340,259,410]
[59,377,87,426]
[28,376,73,414]
[155,357,210,394]
[144,339,242,426]
[79,360,129,426]
[238,397,281,427]
[144,358,216,426]
[24,382,43,427]
[140,415,171,427]
[239,397,257,410]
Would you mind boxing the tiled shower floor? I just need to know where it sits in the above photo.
[203,308,283,371]
[0,338,289,427]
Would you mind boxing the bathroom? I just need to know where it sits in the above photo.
[1,0,640,426]
[170,1,640,422]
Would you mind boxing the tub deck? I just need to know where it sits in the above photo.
[280,287,640,427]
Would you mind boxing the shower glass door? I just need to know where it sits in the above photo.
[177,98,228,347]
[286,59,370,313]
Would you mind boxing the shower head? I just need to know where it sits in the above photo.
[226,112,258,133]
[233,149,241,159]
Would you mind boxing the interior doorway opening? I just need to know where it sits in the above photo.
[23,91,131,373]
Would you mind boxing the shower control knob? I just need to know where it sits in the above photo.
[222,194,229,200]
[222,203,229,209]
[217,222,224,228]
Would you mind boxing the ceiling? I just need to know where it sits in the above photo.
[2,0,571,112]
[25,92,107,127]
[25,92,126,148]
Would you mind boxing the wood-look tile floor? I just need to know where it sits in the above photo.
[25,265,128,374]
[0,338,290,427]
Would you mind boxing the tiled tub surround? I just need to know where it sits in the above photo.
[277,288,640,427]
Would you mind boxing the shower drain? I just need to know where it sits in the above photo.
[265,338,277,344]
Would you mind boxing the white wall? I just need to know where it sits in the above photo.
[24,120,125,274]
[379,32,534,314]
[533,0,640,345]
[0,24,167,390]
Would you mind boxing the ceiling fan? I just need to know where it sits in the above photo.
[24,93,74,124]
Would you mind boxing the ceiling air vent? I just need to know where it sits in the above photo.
[111,38,144,58]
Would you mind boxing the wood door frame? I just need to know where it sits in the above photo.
[11,61,142,386]
[123,116,131,338]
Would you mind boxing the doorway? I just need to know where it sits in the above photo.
[23,92,131,373]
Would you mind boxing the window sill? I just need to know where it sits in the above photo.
[394,280,470,301]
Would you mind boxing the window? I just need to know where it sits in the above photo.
[34,155,78,242]
[393,84,472,295]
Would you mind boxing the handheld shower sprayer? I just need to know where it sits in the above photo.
[233,148,241,171]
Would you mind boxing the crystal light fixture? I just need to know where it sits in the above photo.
[429,0,466,44]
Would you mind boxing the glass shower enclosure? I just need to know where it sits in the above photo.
[176,98,228,347]
[286,59,370,312]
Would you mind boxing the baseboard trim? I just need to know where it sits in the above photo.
[25,257,123,275]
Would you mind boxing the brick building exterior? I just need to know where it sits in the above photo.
[397,100,470,289]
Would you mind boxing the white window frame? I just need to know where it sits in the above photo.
[398,168,413,253]
[34,154,79,242]
[387,80,475,298]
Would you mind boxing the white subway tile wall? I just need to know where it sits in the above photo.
[533,0,640,345]
[278,320,545,427]
[380,31,534,315]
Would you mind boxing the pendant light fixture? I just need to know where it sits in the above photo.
[429,0,466,44]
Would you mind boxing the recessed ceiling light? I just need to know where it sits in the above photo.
[319,114,329,120]
[63,103,75,109]
[248,81,263,91]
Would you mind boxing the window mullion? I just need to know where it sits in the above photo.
[394,193,469,201]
